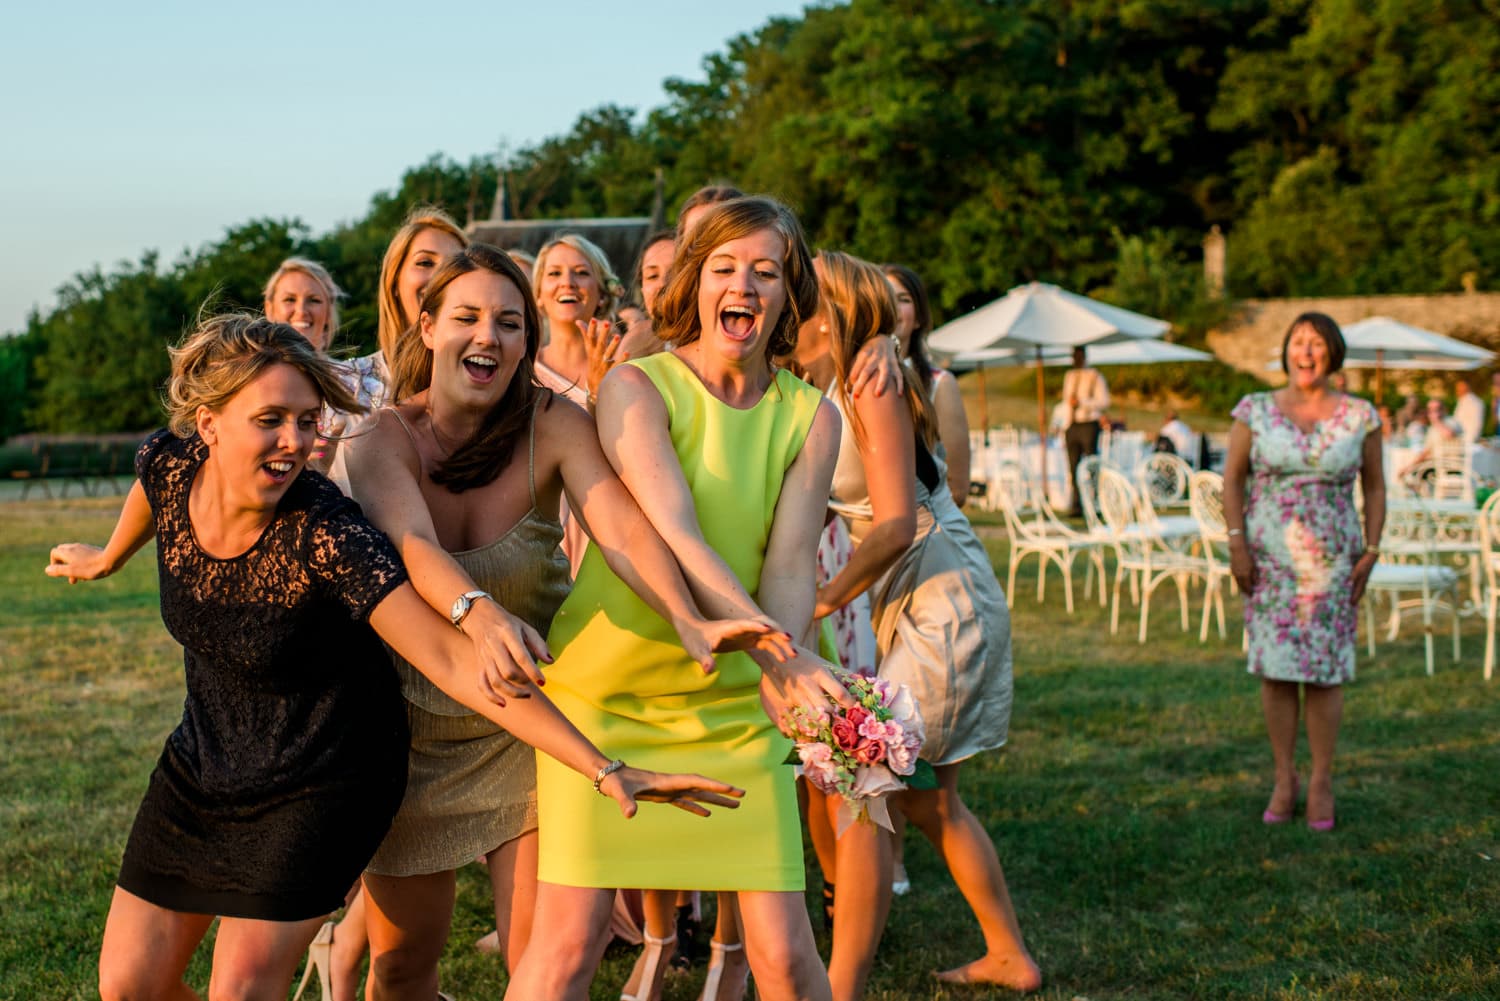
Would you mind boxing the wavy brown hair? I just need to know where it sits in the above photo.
[389,244,548,493]
[651,196,817,366]
[882,263,936,398]
[818,251,936,449]
[166,313,361,438]
[377,206,468,364]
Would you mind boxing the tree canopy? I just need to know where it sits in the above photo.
[8,0,1496,434]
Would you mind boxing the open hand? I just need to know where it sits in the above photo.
[760,647,856,726]
[675,616,796,675]
[1228,541,1257,596]
[579,318,626,401]
[45,544,112,584]
[600,765,745,819]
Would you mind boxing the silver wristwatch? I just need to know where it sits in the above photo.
[449,589,492,629]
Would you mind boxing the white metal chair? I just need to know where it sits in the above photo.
[994,463,1103,613]
[1135,452,1200,549]
[1432,438,1474,503]
[1096,467,1204,643]
[1188,470,1235,642]
[1364,502,1461,674]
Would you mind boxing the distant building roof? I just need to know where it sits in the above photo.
[467,218,655,280]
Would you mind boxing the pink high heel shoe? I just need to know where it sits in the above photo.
[1261,777,1300,825]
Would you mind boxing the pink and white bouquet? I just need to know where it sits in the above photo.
[783,673,925,835]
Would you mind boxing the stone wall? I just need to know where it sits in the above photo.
[1207,292,1500,386]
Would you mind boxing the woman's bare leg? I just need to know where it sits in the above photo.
[619,887,679,1000]
[1303,684,1343,825]
[817,788,893,1001]
[501,882,615,1001]
[361,870,456,1001]
[330,885,368,1001]
[97,886,214,1001]
[899,764,1040,990]
[208,913,330,1001]
[735,890,832,1001]
[487,831,538,972]
[1261,678,1301,817]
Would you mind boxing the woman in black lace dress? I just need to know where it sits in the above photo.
[46,315,746,1001]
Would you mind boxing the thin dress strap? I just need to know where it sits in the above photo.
[384,406,422,451]
[527,398,540,510]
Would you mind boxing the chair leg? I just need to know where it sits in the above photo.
[1139,576,1153,644]
[1008,549,1020,606]
[1175,573,1190,632]
[1111,568,1123,635]
[1365,598,1377,657]
[1061,556,1075,614]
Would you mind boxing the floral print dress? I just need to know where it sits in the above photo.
[1231,392,1380,685]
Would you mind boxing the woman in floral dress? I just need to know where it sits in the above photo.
[1223,312,1384,832]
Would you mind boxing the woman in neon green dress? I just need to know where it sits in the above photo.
[505,197,851,1001]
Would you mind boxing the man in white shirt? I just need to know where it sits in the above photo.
[1453,379,1485,443]
[1156,409,1195,460]
[1061,347,1109,515]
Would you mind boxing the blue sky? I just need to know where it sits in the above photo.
[0,0,810,334]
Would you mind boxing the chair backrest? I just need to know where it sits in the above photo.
[1189,470,1226,539]
[1095,466,1153,561]
[1432,439,1473,502]
[1478,492,1500,590]
[993,463,1051,540]
[1136,452,1192,519]
[1190,470,1227,570]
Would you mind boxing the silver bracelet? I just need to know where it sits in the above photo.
[593,758,626,794]
[1227,528,1244,538]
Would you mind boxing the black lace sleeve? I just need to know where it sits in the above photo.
[306,496,410,622]
[134,429,174,509]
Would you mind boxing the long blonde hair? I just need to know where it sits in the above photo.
[816,250,935,449]
[376,206,468,364]
[532,233,624,335]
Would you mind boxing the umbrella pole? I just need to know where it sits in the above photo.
[978,363,990,446]
[1375,349,1384,404]
[1035,348,1047,495]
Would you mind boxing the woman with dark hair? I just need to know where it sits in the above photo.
[1224,311,1383,832]
[884,264,969,507]
[344,245,787,1000]
[675,184,746,243]
[44,314,743,1001]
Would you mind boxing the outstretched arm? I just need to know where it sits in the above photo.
[546,399,791,671]
[344,409,552,705]
[596,364,851,711]
[368,583,742,818]
[46,480,155,583]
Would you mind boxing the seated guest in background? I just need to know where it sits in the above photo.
[1156,409,1194,457]
[1453,380,1485,443]
[1377,405,1395,442]
[1394,394,1422,436]
[1425,398,1462,443]
[1401,408,1430,448]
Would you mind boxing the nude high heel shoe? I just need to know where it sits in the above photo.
[621,932,676,1001]
[291,921,334,1001]
[697,940,748,1001]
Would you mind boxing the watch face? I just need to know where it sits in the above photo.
[451,596,468,622]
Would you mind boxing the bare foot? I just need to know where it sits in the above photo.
[934,953,1043,992]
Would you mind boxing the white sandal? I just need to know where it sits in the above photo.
[620,932,676,1001]
[697,939,748,1001]
[291,921,334,1001]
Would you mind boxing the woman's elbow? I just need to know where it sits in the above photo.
[883,512,917,552]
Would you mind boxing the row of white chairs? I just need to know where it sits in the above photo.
[994,452,1495,680]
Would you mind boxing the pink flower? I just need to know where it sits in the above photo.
[886,737,917,775]
[798,742,842,791]
[853,738,887,765]
[859,717,900,744]
[830,716,860,752]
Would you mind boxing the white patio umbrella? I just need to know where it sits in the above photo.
[958,339,1213,368]
[930,282,1170,477]
[1341,317,1494,400]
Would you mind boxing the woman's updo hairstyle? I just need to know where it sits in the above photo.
[261,257,345,346]
[166,313,360,437]
[651,196,818,364]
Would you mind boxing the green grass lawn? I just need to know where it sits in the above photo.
[2,497,1497,1000]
